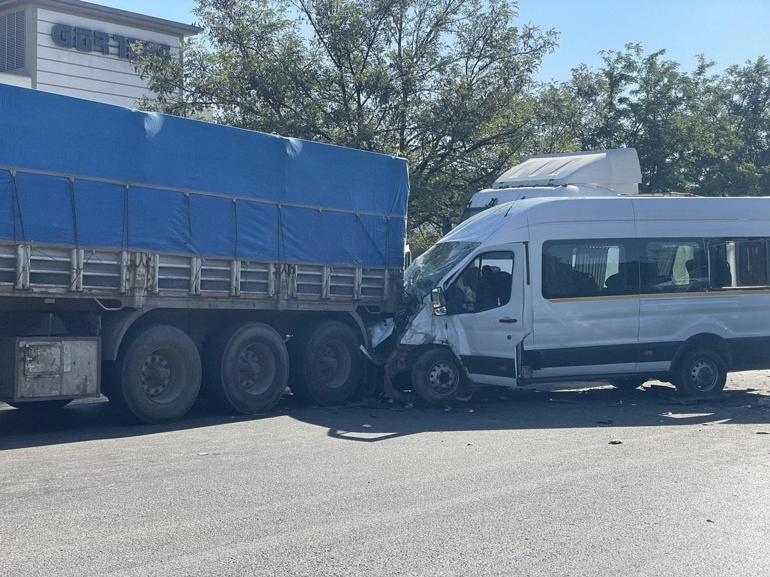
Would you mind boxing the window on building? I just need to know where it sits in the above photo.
[641,239,708,293]
[709,239,770,288]
[445,252,514,314]
[0,10,26,73]
[542,240,637,299]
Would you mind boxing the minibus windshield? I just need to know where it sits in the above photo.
[404,241,480,298]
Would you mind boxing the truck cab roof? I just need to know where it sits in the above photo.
[460,148,642,222]
[493,148,642,192]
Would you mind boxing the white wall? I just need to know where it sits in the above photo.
[0,71,32,87]
[35,7,180,108]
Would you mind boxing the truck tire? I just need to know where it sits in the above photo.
[289,320,364,405]
[411,348,466,406]
[112,324,201,424]
[674,349,727,397]
[204,323,289,414]
[6,399,72,412]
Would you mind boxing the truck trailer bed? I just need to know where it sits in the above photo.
[0,85,408,311]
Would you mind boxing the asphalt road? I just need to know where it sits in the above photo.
[1,374,769,577]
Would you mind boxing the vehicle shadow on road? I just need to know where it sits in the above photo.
[291,384,770,443]
[0,399,278,451]
[2,382,769,450]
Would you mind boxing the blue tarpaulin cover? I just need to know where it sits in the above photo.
[0,85,409,267]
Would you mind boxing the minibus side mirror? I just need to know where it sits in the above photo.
[431,287,447,316]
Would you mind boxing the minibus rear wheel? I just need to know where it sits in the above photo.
[674,349,727,397]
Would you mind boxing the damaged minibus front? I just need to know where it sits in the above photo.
[381,202,532,404]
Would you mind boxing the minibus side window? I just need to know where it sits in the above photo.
[445,252,514,314]
[709,239,770,288]
[640,239,708,294]
[708,241,734,288]
[542,240,636,299]
[737,239,768,286]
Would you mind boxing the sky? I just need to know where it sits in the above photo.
[98,0,770,81]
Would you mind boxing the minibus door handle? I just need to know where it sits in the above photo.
[499,317,518,324]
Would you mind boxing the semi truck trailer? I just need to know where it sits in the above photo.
[0,85,408,423]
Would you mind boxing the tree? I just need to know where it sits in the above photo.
[532,45,770,197]
[533,45,707,192]
[713,57,770,195]
[137,0,557,249]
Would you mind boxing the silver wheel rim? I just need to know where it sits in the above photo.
[689,359,718,392]
[427,361,460,397]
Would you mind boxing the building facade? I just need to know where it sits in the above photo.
[0,0,198,107]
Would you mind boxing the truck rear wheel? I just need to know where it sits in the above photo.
[289,321,364,405]
[112,324,201,424]
[204,323,289,414]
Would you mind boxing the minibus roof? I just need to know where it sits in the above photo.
[467,183,618,209]
[520,195,770,225]
[444,195,770,246]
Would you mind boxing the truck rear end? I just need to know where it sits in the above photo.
[0,85,408,422]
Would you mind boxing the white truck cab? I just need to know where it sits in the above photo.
[460,148,642,222]
[401,195,770,405]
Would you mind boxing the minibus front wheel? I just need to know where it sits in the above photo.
[674,349,727,397]
[411,348,467,406]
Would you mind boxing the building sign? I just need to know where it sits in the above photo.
[51,24,171,60]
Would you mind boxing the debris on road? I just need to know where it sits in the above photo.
[608,440,623,445]
[548,397,580,404]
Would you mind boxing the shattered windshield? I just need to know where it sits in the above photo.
[404,241,480,298]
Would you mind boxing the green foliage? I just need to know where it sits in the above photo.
[533,45,770,197]
[136,0,557,251]
[137,4,770,251]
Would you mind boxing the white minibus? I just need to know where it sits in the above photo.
[400,196,770,404]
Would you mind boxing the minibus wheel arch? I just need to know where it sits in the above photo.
[671,334,731,374]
